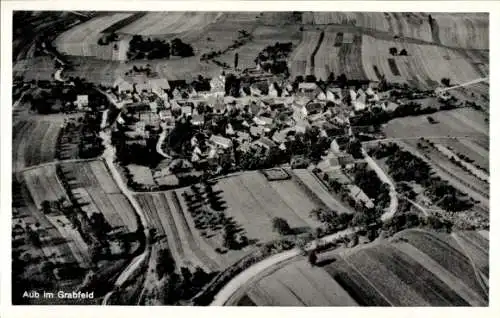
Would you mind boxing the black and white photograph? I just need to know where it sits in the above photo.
[2,1,496,313]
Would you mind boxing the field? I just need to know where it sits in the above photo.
[431,13,489,49]
[13,56,55,81]
[17,165,92,269]
[59,160,138,232]
[135,169,345,271]
[231,229,488,306]
[361,35,486,90]
[135,191,221,272]
[118,12,222,36]
[243,259,358,306]
[302,12,488,50]
[306,28,366,81]
[383,108,489,140]
[290,30,323,77]
[54,13,133,60]
[13,119,63,172]
[292,169,353,214]
[212,171,327,243]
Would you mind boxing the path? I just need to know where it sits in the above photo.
[100,129,151,305]
[361,148,398,221]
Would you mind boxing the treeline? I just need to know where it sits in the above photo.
[127,35,194,60]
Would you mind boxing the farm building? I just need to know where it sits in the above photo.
[210,75,225,95]
[251,137,276,154]
[209,135,233,149]
[75,95,89,110]
[348,184,375,208]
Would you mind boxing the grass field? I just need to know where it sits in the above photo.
[232,229,489,306]
[13,119,62,171]
[59,160,138,232]
[118,12,222,36]
[383,108,489,140]
[213,171,325,243]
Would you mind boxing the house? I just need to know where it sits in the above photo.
[172,88,182,100]
[226,123,235,135]
[337,154,355,168]
[210,75,225,95]
[75,95,89,110]
[250,125,265,137]
[191,114,204,126]
[298,82,318,98]
[209,135,233,149]
[330,139,341,153]
[181,105,192,116]
[114,76,134,93]
[348,185,375,209]
[250,81,269,96]
[292,104,308,122]
[305,102,324,115]
[268,82,282,97]
[251,137,276,153]
[149,78,170,92]
[237,131,251,142]
[253,116,273,126]
[212,96,226,113]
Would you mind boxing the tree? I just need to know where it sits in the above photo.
[399,49,408,56]
[389,47,398,56]
[41,200,52,214]
[327,71,335,84]
[234,52,239,69]
[308,251,318,265]
[272,217,291,235]
[305,74,317,83]
[441,78,451,87]
[336,73,348,88]
[156,249,176,278]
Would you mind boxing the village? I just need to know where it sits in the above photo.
[66,59,455,212]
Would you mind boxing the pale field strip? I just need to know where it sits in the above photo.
[292,169,352,214]
[290,30,322,77]
[453,232,489,275]
[433,143,489,182]
[314,31,341,80]
[118,12,222,36]
[269,259,358,306]
[134,193,184,271]
[173,188,225,269]
[163,191,211,271]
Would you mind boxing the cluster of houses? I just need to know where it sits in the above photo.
[107,68,408,204]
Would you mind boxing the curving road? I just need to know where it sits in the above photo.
[211,227,358,306]
[362,148,398,221]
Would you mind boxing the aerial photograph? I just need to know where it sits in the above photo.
[11,11,489,306]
